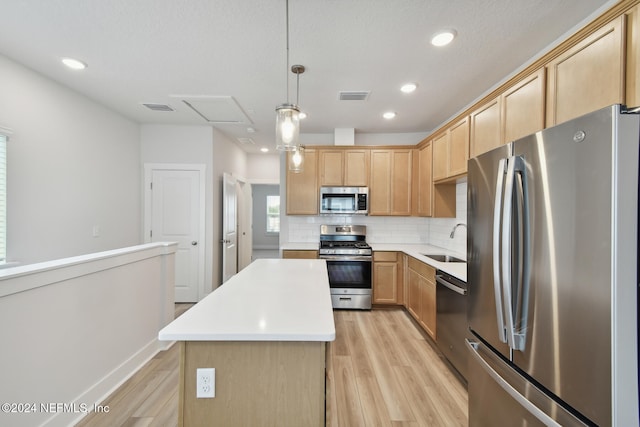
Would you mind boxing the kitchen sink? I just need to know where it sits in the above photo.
[421,254,465,263]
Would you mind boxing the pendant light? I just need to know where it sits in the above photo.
[288,144,305,173]
[276,0,305,152]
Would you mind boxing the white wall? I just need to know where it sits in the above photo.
[141,125,249,294]
[141,124,215,296]
[212,128,247,289]
[0,54,141,265]
[247,153,279,183]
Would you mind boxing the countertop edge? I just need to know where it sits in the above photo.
[159,331,336,342]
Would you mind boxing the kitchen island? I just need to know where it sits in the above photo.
[159,258,335,427]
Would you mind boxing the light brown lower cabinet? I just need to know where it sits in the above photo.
[372,251,403,305]
[406,256,436,340]
[281,249,319,259]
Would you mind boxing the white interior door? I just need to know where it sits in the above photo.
[222,173,238,283]
[146,166,205,302]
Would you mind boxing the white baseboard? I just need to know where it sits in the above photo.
[44,338,164,427]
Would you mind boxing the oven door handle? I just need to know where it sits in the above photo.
[319,255,372,262]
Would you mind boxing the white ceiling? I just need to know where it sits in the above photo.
[0,0,615,153]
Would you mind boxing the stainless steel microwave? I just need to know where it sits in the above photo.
[319,186,368,215]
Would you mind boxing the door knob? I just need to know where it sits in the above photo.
[191,241,198,246]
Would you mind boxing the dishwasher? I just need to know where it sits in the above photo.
[435,270,468,380]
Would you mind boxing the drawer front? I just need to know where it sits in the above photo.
[373,251,398,262]
[408,256,435,278]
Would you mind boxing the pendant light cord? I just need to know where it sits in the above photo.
[285,0,290,104]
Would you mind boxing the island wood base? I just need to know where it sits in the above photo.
[179,340,326,427]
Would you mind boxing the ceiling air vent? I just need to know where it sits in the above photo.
[237,137,255,145]
[142,103,174,112]
[338,91,370,101]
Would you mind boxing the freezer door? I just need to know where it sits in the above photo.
[467,143,511,359]
[510,106,627,426]
[466,339,588,427]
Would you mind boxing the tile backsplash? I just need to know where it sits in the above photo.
[283,182,467,255]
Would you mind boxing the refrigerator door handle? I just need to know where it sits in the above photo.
[501,156,518,350]
[502,156,528,351]
[493,158,508,343]
[466,339,562,427]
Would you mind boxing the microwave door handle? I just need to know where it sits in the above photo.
[493,158,508,343]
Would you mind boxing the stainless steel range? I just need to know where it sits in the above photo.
[319,225,372,310]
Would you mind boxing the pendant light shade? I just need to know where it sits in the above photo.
[276,103,300,151]
[288,145,305,173]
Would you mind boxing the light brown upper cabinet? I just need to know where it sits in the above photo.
[502,69,546,144]
[432,132,449,181]
[449,118,469,176]
[470,69,546,158]
[369,149,412,216]
[627,4,640,107]
[286,148,318,215]
[416,143,432,217]
[318,148,370,187]
[546,15,626,126]
[470,96,501,158]
[432,117,470,182]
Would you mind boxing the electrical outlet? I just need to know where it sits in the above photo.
[196,368,215,398]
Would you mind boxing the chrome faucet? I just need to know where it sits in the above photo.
[450,223,467,238]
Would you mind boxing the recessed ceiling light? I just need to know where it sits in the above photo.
[401,83,417,93]
[61,57,87,70]
[431,30,457,47]
[260,147,269,153]
[299,112,307,120]
[383,112,397,120]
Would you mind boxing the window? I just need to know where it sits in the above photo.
[266,195,280,234]
[0,133,6,262]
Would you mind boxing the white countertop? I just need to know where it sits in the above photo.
[371,243,466,282]
[158,259,336,342]
[280,242,319,251]
[280,242,467,282]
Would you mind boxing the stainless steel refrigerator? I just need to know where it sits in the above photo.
[466,104,639,427]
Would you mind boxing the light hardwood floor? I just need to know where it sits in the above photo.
[77,306,468,426]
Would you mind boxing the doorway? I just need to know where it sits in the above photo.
[251,184,280,260]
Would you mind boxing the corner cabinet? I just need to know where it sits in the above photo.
[373,251,403,305]
[432,117,469,182]
[406,256,436,340]
[369,149,412,216]
[416,144,432,217]
[546,15,626,126]
[286,149,318,215]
